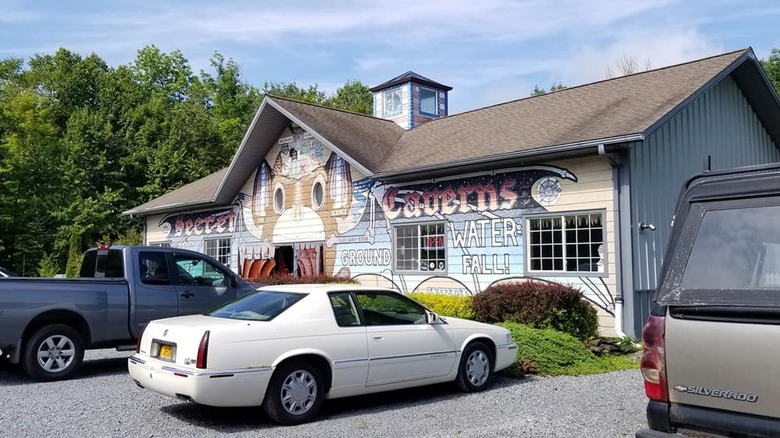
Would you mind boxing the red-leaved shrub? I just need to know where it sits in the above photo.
[472,280,598,340]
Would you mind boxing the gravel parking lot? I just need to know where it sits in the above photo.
[0,349,647,437]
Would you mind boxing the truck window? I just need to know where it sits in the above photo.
[680,205,780,290]
[139,252,170,285]
[79,250,97,277]
[173,254,228,286]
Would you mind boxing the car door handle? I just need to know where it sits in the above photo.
[180,291,195,298]
[372,336,383,341]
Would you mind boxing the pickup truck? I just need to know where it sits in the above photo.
[0,245,255,381]
[637,163,780,437]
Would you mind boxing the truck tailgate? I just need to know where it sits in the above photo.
[665,310,780,418]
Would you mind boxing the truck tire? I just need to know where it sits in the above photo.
[23,324,84,382]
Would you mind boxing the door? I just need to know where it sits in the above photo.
[355,291,457,386]
[172,252,235,315]
[133,250,179,333]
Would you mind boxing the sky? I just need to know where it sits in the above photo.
[2,0,779,114]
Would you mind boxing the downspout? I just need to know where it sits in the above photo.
[598,143,628,338]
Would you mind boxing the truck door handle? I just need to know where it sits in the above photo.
[180,291,195,298]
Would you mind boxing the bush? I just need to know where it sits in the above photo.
[498,322,638,376]
[249,273,358,285]
[407,293,474,319]
[472,280,598,340]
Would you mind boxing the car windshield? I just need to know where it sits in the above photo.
[208,290,306,321]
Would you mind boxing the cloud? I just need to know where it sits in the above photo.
[564,27,724,86]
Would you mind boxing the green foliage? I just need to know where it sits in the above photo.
[253,273,359,285]
[498,322,638,376]
[531,82,567,96]
[37,253,61,277]
[762,48,780,96]
[64,233,83,278]
[472,280,599,340]
[407,293,474,319]
[324,81,373,115]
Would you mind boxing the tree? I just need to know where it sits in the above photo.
[262,82,327,104]
[606,53,652,78]
[531,82,567,96]
[762,47,780,96]
[325,80,373,114]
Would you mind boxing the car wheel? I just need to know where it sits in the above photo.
[263,360,324,425]
[456,341,493,392]
[23,324,84,382]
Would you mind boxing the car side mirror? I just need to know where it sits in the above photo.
[425,310,439,324]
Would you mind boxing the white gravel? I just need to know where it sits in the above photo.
[0,349,647,437]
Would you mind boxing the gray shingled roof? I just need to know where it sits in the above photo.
[123,167,228,216]
[126,48,779,216]
[369,71,453,92]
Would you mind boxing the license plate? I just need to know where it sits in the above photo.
[158,344,174,361]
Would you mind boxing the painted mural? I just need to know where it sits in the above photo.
[230,129,615,315]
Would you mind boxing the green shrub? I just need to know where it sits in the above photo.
[498,322,638,376]
[407,293,474,319]
[472,280,598,340]
[251,273,358,285]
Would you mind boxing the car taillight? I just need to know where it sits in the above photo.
[640,315,668,402]
[196,331,210,369]
[135,327,145,353]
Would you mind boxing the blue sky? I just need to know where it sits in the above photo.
[2,0,779,114]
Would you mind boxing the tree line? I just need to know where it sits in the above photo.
[2,46,779,276]
[0,46,372,276]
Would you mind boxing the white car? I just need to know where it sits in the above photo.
[128,284,517,425]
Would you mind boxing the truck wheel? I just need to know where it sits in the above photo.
[23,324,84,382]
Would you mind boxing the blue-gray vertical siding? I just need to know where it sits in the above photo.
[627,75,779,336]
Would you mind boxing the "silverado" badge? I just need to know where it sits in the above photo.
[673,385,758,403]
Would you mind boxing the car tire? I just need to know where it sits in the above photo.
[23,324,84,382]
[263,360,324,425]
[456,341,493,392]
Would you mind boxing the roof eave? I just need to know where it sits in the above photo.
[121,199,225,217]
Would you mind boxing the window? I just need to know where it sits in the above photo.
[139,251,170,285]
[273,185,285,214]
[329,292,361,327]
[419,86,438,116]
[355,291,426,325]
[680,205,780,290]
[394,223,446,272]
[174,253,228,287]
[383,88,402,117]
[209,291,306,321]
[527,212,604,274]
[149,242,171,247]
[312,180,324,210]
[205,238,231,267]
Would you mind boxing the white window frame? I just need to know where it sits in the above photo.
[393,222,447,273]
[205,238,232,268]
[419,86,438,116]
[525,210,605,277]
[148,241,171,247]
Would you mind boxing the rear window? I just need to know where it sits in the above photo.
[80,249,124,278]
[660,201,780,306]
[208,291,306,321]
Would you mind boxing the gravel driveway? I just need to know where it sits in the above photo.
[0,349,647,437]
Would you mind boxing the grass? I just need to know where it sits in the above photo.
[497,322,639,377]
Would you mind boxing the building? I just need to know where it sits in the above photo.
[124,48,780,337]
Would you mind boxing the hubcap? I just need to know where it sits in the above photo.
[37,335,75,373]
[280,370,317,415]
[466,350,489,386]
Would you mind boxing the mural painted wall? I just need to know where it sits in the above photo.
[144,129,618,333]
